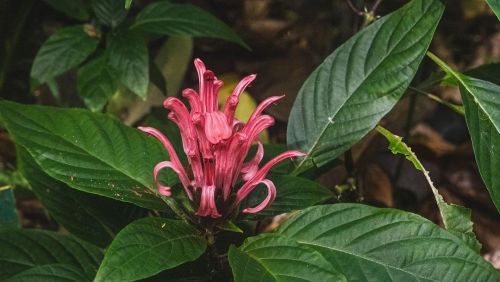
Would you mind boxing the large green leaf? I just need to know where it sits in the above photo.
[95,218,207,281]
[43,0,89,20]
[241,175,334,219]
[276,204,499,281]
[0,229,103,280]
[376,126,481,252]
[486,0,500,20]
[0,101,176,210]
[287,0,444,174]
[131,2,247,48]
[31,25,99,83]
[5,264,87,282]
[428,53,500,213]
[107,30,149,99]
[92,0,128,28]
[77,54,119,111]
[17,147,147,247]
[229,235,346,282]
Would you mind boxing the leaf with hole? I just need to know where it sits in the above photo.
[428,53,500,214]
[287,0,444,174]
[377,125,480,252]
[95,218,207,281]
[0,101,176,210]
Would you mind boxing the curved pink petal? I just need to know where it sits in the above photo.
[241,179,276,214]
[241,142,264,181]
[194,59,206,112]
[203,71,218,113]
[248,95,284,123]
[195,185,221,218]
[182,88,201,113]
[153,161,192,199]
[164,97,199,157]
[236,150,305,202]
[138,127,191,190]
[223,74,257,122]
[204,111,232,144]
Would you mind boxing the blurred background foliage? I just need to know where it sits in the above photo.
[1,0,500,268]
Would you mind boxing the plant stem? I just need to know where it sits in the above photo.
[409,86,464,115]
[394,92,417,183]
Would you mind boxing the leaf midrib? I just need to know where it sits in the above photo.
[3,104,153,193]
[293,3,431,172]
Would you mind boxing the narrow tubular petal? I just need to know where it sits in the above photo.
[236,150,305,202]
[153,161,193,199]
[182,88,201,113]
[194,59,206,111]
[241,179,276,214]
[241,142,264,181]
[196,185,221,218]
[248,95,284,123]
[164,97,199,157]
[223,74,257,121]
[138,127,191,190]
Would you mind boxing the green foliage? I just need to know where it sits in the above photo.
[428,53,500,213]
[241,174,334,219]
[92,0,128,28]
[77,54,119,111]
[43,0,89,21]
[287,0,444,174]
[107,31,149,100]
[0,101,176,210]
[275,204,499,281]
[0,229,103,280]
[376,126,481,252]
[229,234,346,281]
[95,218,207,281]
[5,264,87,282]
[31,25,99,83]
[17,147,147,247]
[486,0,500,20]
[132,2,248,48]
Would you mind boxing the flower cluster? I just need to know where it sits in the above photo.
[139,59,304,218]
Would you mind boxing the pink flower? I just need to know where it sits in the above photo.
[139,59,304,219]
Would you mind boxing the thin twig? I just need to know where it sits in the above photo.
[0,185,12,192]
[344,0,364,16]
[409,86,464,115]
[372,0,383,13]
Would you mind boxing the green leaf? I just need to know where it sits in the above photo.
[17,147,147,247]
[0,101,176,210]
[95,218,207,281]
[43,0,89,20]
[31,25,100,83]
[241,175,334,219]
[92,0,128,28]
[77,54,119,111]
[276,204,499,281]
[5,264,87,282]
[125,0,132,9]
[229,234,346,282]
[0,229,103,280]
[486,0,500,20]
[107,30,149,99]
[131,2,247,48]
[149,59,167,95]
[0,189,19,229]
[428,52,500,213]
[287,0,444,174]
[376,126,481,252]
